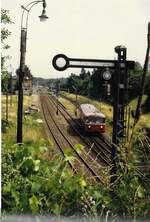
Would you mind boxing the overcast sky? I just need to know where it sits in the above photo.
[2,0,150,79]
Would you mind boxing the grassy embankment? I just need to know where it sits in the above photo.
[59,92,150,135]
[1,95,48,148]
[129,95,150,130]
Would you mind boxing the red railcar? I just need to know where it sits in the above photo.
[78,104,106,133]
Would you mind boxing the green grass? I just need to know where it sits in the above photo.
[1,95,46,147]
[128,95,150,131]
[129,95,147,109]
[59,97,77,116]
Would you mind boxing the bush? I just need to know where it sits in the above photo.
[2,138,150,220]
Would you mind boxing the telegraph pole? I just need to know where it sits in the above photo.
[134,22,150,123]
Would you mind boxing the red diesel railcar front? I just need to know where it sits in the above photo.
[79,104,106,133]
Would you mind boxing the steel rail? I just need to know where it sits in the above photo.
[49,94,111,165]
[40,94,77,173]
[40,94,104,184]
[49,94,111,166]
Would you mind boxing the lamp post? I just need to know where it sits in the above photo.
[17,0,48,143]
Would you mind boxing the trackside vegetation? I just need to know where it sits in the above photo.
[2,95,150,221]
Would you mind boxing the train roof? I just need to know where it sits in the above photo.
[79,104,105,118]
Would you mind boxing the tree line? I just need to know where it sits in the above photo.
[54,64,150,113]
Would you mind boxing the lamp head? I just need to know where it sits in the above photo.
[39,9,48,21]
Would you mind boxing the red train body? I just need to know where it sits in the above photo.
[78,104,106,133]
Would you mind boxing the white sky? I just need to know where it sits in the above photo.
[2,0,150,79]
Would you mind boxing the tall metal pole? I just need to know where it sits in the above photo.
[17,28,27,143]
[16,0,48,143]
[134,22,150,123]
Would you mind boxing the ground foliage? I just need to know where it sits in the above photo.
[2,125,150,221]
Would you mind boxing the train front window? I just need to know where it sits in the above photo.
[85,116,105,124]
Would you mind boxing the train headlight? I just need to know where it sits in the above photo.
[88,125,91,128]
[100,125,104,129]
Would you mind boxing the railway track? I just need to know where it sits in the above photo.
[49,94,112,166]
[45,91,150,187]
[40,93,107,184]
[58,93,150,175]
